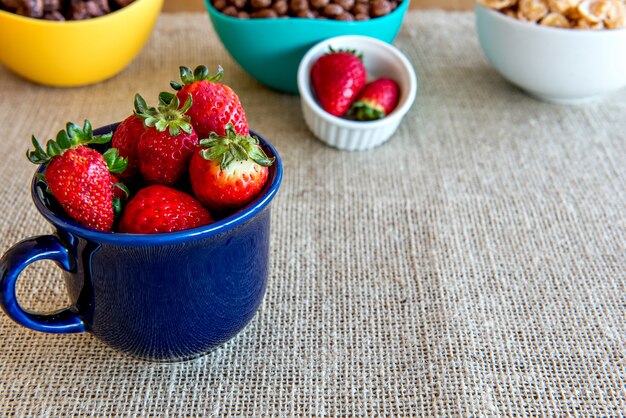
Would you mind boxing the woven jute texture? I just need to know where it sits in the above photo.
[0,11,624,417]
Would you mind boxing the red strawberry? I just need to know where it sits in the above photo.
[111,112,145,180]
[347,78,400,121]
[189,124,274,213]
[26,121,127,232]
[167,65,249,138]
[310,48,367,117]
[118,185,213,234]
[134,93,198,186]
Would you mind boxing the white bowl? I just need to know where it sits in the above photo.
[297,35,418,151]
[475,4,626,104]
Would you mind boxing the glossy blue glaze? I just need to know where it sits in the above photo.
[0,124,283,362]
[0,235,85,333]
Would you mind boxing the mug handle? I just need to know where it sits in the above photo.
[0,235,85,333]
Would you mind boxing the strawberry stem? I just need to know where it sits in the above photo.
[158,91,175,105]
[112,182,130,198]
[26,120,113,166]
[113,198,123,219]
[134,93,194,137]
[347,101,386,121]
[170,65,224,90]
[103,148,128,174]
[327,46,363,61]
[198,123,274,170]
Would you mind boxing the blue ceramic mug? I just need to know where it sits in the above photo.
[0,124,283,362]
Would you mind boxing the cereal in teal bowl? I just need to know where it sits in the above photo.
[204,0,410,93]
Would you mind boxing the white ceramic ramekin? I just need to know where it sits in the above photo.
[297,35,418,151]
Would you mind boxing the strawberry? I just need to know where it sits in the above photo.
[111,111,145,180]
[26,121,127,232]
[347,78,400,121]
[165,65,249,138]
[118,185,213,234]
[310,48,367,117]
[134,93,198,186]
[189,124,274,213]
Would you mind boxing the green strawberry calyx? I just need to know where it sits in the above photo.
[111,179,130,219]
[170,65,224,91]
[26,120,123,171]
[347,100,386,121]
[112,182,130,198]
[102,148,129,175]
[198,123,274,170]
[134,93,193,137]
[327,46,363,61]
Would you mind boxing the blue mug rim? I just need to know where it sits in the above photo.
[31,123,283,246]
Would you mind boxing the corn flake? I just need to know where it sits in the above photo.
[480,0,626,29]
[547,0,579,14]
[540,11,573,25]
[519,0,550,21]
[478,0,519,10]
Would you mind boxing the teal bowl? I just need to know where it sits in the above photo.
[204,0,410,93]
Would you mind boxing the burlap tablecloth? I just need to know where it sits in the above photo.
[0,11,624,417]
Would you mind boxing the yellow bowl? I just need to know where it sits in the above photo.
[0,0,163,87]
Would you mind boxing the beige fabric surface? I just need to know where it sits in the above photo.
[0,11,625,417]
